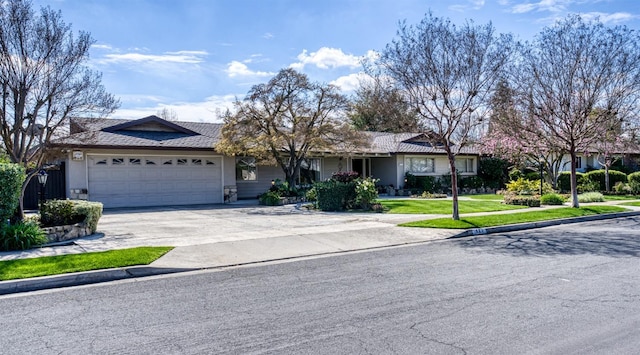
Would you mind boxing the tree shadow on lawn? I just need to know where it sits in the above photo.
[452,218,640,258]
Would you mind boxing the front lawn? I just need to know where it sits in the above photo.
[603,195,640,201]
[621,201,640,207]
[0,246,173,281]
[463,194,504,201]
[379,199,526,214]
[400,206,628,229]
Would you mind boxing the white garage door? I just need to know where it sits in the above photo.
[88,155,223,208]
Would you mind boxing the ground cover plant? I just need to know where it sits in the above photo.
[379,199,526,214]
[0,246,173,280]
[400,206,627,229]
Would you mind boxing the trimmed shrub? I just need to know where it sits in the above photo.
[557,171,586,192]
[503,193,541,207]
[40,199,103,233]
[540,193,566,205]
[416,175,436,192]
[0,163,26,223]
[524,171,542,181]
[613,181,632,195]
[305,187,317,202]
[0,221,47,251]
[506,177,553,195]
[584,169,627,191]
[460,175,484,189]
[315,180,356,211]
[628,172,640,184]
[577,192,605,203]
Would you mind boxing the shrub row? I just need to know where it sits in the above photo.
[40,199,103,233]
[503,193,541,207]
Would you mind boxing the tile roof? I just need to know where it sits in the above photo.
[53,116,479,155]
[53,116,221,150]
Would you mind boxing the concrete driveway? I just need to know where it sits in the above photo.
[0,201,449,261]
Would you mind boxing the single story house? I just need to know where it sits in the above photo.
[52,115,480,208]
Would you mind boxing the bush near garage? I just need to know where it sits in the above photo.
[40,200,103,233]
[0,163,25,223]
[0,221,46,251]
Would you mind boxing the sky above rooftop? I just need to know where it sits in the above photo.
[34,0,640,122]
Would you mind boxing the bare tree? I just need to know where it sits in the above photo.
[216,68,362,188]
[348,72,420,133]
[379,12,513,220]
[499,15,640,207]
[0,0,119,216]
[156,107,178,121]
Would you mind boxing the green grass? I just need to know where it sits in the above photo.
[603,195,640,201]
[621,201,640,207]
[463,194,504,201]
[400,206,628,229]
[0,246,173,281]
[380,199,526,214]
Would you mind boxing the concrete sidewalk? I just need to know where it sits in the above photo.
[1,201,640,295]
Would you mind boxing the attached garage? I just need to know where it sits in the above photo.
[87,155,223,208]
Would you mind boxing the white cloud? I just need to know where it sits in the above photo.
[263,32,274,39]
[111,94,239,123]
[330,72,370,92]
[225,61,275,78]
[91,44,113,50]
[449,0,486,11]
[290,47,364,70]
[510,0,570,14]
[578,11,638,24]
[102,51,208,64]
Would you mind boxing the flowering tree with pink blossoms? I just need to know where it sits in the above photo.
[489,15,640,207]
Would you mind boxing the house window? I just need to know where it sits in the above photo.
[576,157,582,169]
[162,159,173,165]
[129,158,141,165]
[112,158,124,165]
[205,160,216,166]
[191,159,202,165]
[95,159,107,165]
[404,157,435,174]
[299,158,321,185]
[145,159,157,165]
[177,158,188,166]
[455,158,475,173]
[236,157,257,181]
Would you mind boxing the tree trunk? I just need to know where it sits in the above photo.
[570,151,580,208]
[605,164,610,192]
[448,155,460,220]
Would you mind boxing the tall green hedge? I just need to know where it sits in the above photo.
[557,171,585,192]
[0,163,26,223]
[628,172,640,184]
[584,169,627,191]
[315,181,356,211]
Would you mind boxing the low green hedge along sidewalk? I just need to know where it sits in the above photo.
[400,206,629,229]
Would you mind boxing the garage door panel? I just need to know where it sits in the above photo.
[88,155,223,208]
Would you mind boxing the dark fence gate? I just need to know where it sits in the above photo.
[23,162,67,210]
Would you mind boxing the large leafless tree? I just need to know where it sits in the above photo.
[379,12,513,220]
[494,15,640,207]
[216,68,361,188]
[0,0,119,215]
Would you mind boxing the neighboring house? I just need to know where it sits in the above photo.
[52,115,480,208]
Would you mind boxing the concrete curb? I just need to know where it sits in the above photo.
[0,266,196,295]
[449,211,640,238]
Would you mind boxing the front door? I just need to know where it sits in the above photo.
[352,158,371,178]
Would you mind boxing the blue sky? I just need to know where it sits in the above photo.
[34,0,640,122]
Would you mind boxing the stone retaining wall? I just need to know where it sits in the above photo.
[42,223,93,243]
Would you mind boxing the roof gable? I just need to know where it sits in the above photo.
[102,115,198,135]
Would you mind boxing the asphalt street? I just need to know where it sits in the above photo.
[1,217,640,354]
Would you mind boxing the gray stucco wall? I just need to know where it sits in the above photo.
[236,164,284,199]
